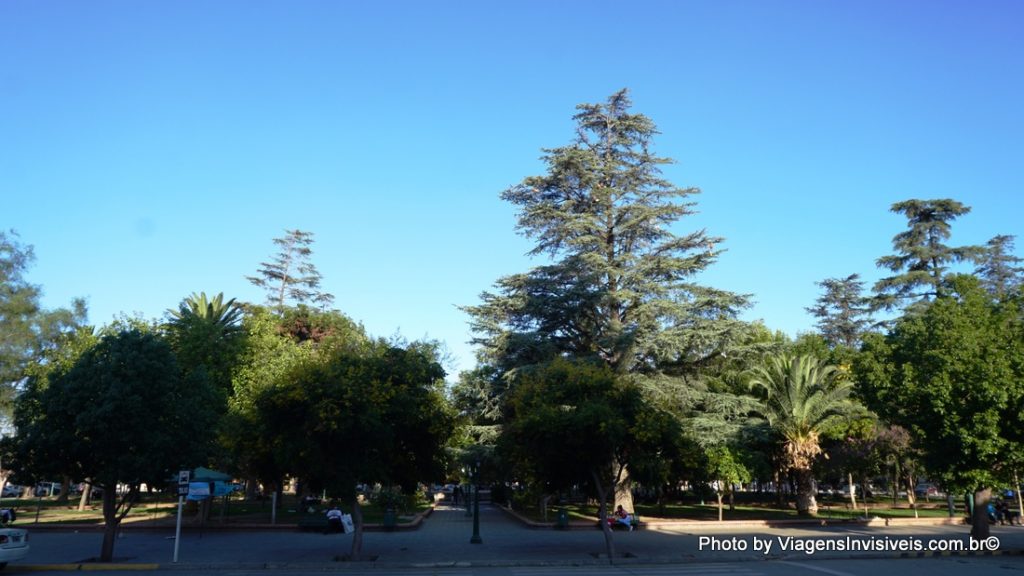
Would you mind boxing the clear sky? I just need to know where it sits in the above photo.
[2,0,1021,377]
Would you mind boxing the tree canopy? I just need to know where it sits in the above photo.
[255,340,453,559]
[14,328,220,561]
[856,275,1024,491]
[500,358,679,562]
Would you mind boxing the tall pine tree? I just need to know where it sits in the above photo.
[465,89,750,510]
[806,274,872,349]
[247,229,335,312]
[467,89,748,376]
[975,234,1024,298]
[873,199,985,311]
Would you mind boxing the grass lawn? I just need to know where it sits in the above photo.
[512,498,959,524]
[2,494,431,527]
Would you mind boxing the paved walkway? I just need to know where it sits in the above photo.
[22,503,1024,569]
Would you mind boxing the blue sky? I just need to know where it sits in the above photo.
[2,0,1021,376]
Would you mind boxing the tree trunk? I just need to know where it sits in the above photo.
[614,465,634,515]
[795,468,818,516]
[847,472,857,510]
[245,477,260,501]
[728,488,735,511]
[970,487,992,540]
[860,476,870,517]
[1016,472,1024,521]
[77,483,90,512]
[349,497,363,561]
[773,468,784,508]
[716,492,723,522]
[592,471,616,565]
[56,474,72,504]
[905,475,918,518]
[100,489,120,562]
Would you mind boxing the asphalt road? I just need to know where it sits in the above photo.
[13,557,1024,576]
[14,503,1024,574]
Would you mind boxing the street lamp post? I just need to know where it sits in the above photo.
[462,467,472,517]
[470,461,482,544]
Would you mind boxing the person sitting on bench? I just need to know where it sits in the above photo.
[607,505,633,531]
[326,503,344,532]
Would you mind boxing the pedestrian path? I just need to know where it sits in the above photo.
[21,503,1024,570]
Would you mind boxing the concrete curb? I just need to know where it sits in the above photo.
[19,506,434,533]
[496,505,966,531]
[19,563,160,571]
[15,549,1024,572]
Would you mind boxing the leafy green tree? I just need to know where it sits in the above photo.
[873,199,985,311]
[0,230,87,424]
[974,234,1024,298]
[806,274,873,349]
[465,89,750,508]
[749,353,857,515]
[701,445,752,521]
[247,229,335,312]
[0,230,39,389]
[222,307,316,496]
[9,325,98,500]
[255,341,454,560]
[222,305,368,492]
[501,359,679,563]
[14,329,219,561]
[855,275,1024,538]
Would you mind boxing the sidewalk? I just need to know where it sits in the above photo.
[21,503,1024,570]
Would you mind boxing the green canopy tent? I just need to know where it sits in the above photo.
[187,467,235,523]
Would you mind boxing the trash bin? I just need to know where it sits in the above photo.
[383,508,397,531]
[556,508,569,530]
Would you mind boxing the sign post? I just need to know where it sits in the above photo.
[173,470,189,563]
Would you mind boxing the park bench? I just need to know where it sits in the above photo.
[599,512,640,531]
[297,514,330,532]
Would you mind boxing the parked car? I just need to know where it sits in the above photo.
[0,486,21,499]
[914,483,941,498]
[33,482,61,497]
[0,527,28,569]
[838,484,876,498]
[70,483,103,498]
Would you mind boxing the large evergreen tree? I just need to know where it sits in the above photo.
[872,199,985,311]
[465,89,750,510]
[467,89,748,376]
[974,234,1024,298]
[806,274,873,349]
[247,229,335,312]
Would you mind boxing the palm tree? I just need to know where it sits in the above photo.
[749,353,854,515]
[166,292,244,394]
[168,292,243,331]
